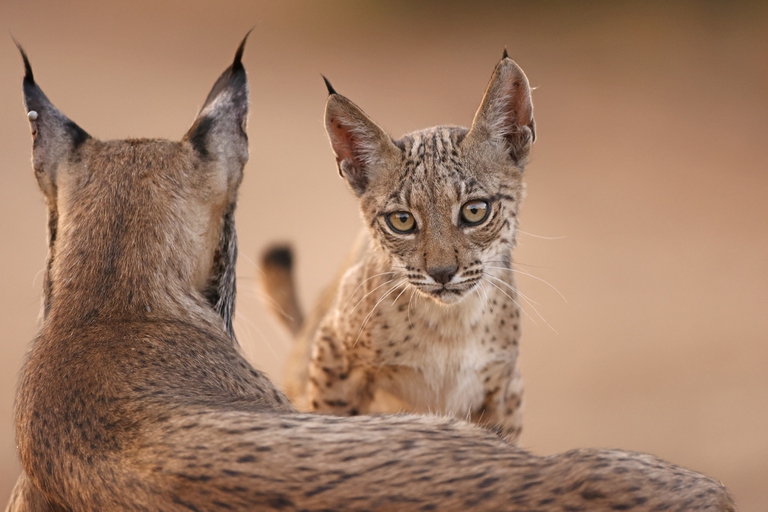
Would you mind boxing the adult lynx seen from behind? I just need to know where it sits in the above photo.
[263,52,534,442]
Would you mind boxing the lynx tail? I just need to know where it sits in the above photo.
[260,244,304,335]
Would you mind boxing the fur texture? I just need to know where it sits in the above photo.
[7,43,736,511]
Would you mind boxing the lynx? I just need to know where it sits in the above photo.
[7,39,735,511]
[263,53,532,442]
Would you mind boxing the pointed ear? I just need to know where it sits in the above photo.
[324,83,400,196]
[184,33,250,181]
[466,53,535,166]
[17,43,90,194]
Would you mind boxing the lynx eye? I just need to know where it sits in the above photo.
[460,200,490,225]
[386,211,416,233]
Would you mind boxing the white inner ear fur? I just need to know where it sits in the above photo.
[341,118,388,169]
[470,60,534,149]
[488,81,529,142]
[327,97,395,173]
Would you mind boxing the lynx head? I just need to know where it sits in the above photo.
[324,53,535,304]
[18,36,250,335]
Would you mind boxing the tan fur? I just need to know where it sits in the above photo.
[8,42,736,511]
[268,56,534,442]
[260,245,306,336]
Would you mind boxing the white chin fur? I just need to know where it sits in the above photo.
[418,287,470,305]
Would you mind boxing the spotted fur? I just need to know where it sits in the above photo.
[267,55,535,442]
[7,42,736,511]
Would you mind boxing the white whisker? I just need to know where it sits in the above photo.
[234,311,280,359]
[354,280,407,347]
[484,273,558,334]
[346,277,397,316]
[470,281,482,303]
[238,287,297,323]
[517,229,566,240]
[391,283,411,305]
[483,276,538,327]
[478,281,491,309]
[240,253,266,276]
[485,266,567,303]
[341,272,396,312]
[32,266,46,288]
[486,259,547,269]
[484,273,539,305]
[407,288,417,329]
[237,274,300,326]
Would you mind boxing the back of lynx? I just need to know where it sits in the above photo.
[7,39,735,511]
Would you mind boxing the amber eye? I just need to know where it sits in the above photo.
[460,200,490,225]
[386,211,416,233]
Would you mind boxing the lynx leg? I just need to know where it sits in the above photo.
[307,328,373,416]
[473,361,524,443]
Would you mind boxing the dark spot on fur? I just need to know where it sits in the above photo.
[582,489,606,500]
[266,495,295,509]
[188,116,214,158]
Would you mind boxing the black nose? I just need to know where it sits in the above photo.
[428,265,458,285]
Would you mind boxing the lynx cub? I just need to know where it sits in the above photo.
[263,52,534,442]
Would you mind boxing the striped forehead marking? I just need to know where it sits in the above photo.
[399,128,467,183]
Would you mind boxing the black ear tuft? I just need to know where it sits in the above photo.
[197,31,251,113]
[14,40,35,85]
[184,34,250,180]
[17,42,91,186]
[324,94,400,196]
[231,28,252,74]
[502,47,509,60]
[322,75,337,96]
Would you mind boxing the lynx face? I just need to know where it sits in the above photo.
[360,127,524,304]
[324,56,534,305]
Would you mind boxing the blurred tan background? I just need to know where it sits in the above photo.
[1,0,766,508]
